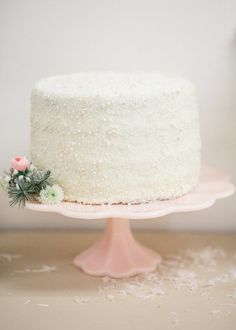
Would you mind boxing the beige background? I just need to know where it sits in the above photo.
[0,0,235,230]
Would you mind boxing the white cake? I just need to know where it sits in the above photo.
[31,72,201,204]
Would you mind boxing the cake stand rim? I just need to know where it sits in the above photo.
[25,165,235,220]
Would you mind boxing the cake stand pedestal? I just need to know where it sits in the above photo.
[26,166,235,278]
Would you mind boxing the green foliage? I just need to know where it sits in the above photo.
[30,169,51,189]
[7,168,51,208]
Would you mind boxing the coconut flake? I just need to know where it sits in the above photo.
[0,253,22,262]
[106,294,114,302]
[15,264,58,273]
[73,296,90,304]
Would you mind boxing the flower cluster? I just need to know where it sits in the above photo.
[0,156,64,207]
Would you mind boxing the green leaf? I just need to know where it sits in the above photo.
[6,166,52,208]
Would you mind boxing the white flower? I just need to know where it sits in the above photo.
[39,184,64,204]
[13,169,18,175]
[0,176,10,191]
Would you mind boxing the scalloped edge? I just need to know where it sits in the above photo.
[26,166,235,220]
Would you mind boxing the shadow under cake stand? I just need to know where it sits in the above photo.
[26,166,235,278]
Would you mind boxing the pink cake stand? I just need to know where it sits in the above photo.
[26,166,235,278]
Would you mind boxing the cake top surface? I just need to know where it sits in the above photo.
[33,72,194,100]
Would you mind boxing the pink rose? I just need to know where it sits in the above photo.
[11,156,29,172]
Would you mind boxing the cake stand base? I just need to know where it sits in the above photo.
[26,166,235,278]
[73,218,161,278]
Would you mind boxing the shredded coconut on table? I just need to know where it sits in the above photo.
[15,264,58,273]
[0,253,22,262]
[73,297,90,304]
[106,294,115,302]
[14,244,236,325]
[211,309,221,315]
[181,246,226,273]
[100,271,165,299]
[97,246,236,301]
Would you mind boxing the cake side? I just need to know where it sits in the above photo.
[31,72,201,204]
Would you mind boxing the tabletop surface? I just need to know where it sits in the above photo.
[0,230,236,330]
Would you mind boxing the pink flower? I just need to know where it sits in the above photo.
[11,156,29,172]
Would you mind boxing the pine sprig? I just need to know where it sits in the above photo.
[1,157,63,208]
[8,185,37,207]
[7,169,51,208]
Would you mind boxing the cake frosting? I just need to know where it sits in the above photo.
[31,72,201,204]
